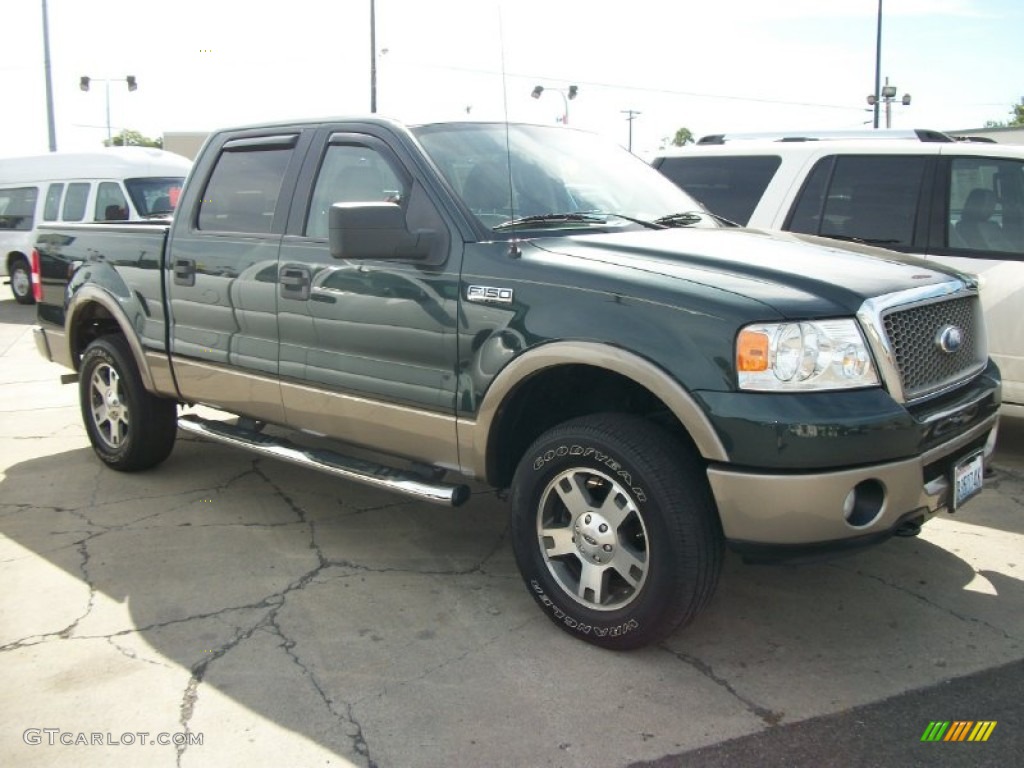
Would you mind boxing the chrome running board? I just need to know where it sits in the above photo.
[177,414,470,507]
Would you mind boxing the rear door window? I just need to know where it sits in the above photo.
[654,155,780,225]
[787,155,927,248]
[197,139,295,233]
[946,156,1024,256]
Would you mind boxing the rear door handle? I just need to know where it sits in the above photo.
[279,266,311,300]
[173,258,196,287]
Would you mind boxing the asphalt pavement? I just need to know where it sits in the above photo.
[1,294,1021,767]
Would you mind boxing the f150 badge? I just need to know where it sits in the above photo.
[467,285,514,304]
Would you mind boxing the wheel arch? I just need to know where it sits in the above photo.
[465,341,728,488]
[66,285,156,391]
[6,249,30,272]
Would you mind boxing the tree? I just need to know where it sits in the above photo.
[671,127,694,146]
[104,129,163,148]
[984,98,1024,129]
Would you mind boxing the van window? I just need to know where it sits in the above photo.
[43,183,64,221]
[62,182,90,221]
[0,186,39,231]
[655,155,781,225]
[948,157,1024,256]
[95,182,129,221]
[198,148,293,233]
[125,177,186,216]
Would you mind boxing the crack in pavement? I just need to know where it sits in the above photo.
[659,644,785,727]
[828,562,1023,642]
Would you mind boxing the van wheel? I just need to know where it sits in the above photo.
[10,257,34,305]
[79,335,178,471]
[509,414,723,650]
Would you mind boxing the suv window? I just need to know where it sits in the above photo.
[0,186,38,231]
[948,156,1024,256]
[788,155,926,247]
[198,146,293,233]
[654,155,781,225]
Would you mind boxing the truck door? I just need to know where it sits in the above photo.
[276,130,462,467]
[167,132,307,423]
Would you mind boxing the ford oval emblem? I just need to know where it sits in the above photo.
[936,325,964,354]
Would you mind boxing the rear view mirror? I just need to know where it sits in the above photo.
[328,202,434,260]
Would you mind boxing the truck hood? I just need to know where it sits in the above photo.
[531,227,968,317]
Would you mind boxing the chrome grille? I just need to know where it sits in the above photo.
[880,295,984,401]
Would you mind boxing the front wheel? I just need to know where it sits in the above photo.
[10,257,34,305]
[510,414,723,650]
[79,335,178,471]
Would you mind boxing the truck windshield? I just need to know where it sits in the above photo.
[412,123,714,233]
[125,176,186,217]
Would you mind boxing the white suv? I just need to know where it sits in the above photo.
[652,131,1024,416]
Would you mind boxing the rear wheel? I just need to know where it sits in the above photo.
[10,257,33,305]
[79,335,177,471]
[510,413,723,650]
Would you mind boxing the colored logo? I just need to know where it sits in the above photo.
[921,721,997,742]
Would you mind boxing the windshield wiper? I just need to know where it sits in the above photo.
[492,211,667,232]
[653,211,707,228]
[824,234,902,246]
[492,212,607,231]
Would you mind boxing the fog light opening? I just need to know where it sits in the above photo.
[843,479,886,528]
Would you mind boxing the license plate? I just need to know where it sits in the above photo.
[952,450,985,510]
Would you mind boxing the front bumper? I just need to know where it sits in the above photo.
[708,410,999,553]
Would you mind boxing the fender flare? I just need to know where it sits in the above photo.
[65,284,157,392]
[461,341,729,479]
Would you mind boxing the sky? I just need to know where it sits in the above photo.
[2,0,1022,160]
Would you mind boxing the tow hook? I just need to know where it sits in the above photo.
[893,517,923,538]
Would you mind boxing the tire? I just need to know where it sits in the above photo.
[510,414,723,650]
[79,335,178,471]
[10,256,34,305]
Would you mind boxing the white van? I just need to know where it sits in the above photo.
[0,147,191,304]
[652,132,1024,417]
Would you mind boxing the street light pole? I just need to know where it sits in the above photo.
[41,0,57,151]
[80,76,137,145]
[531,84,578,124]
[873,0,882,129]
[370,0,377,113]
[621,110,641,153]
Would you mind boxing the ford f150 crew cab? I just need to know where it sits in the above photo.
[32,118,1001,650]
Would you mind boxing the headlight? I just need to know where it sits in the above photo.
[736,319,879,391]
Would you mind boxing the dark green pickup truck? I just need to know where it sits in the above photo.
[32,118,1001,649]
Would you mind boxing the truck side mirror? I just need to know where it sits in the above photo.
[328,202,434,261]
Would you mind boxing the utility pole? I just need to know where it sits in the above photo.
[621,110,641,153]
